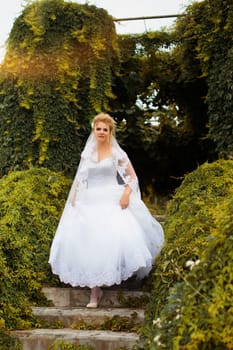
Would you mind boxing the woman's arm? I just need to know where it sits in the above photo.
[120,184,132,209]
[119,160,137,209]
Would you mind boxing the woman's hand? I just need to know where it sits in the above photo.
[120,186,132,209]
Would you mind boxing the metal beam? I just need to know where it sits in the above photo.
[113,14,185,22]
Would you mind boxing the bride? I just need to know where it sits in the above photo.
[49,113,164,308]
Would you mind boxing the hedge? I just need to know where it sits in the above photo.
[0,167,71,347]
[140,159,233,349]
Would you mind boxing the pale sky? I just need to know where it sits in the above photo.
[0,0,201,61]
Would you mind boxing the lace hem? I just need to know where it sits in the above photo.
[50,259,153,288]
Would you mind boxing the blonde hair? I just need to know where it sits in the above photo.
[92,113,116,136]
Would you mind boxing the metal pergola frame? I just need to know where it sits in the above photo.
[113,14,184,22]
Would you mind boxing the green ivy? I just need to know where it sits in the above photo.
[0,329,21,350]
[0,167,70,337]
[174,0,233,157]
[0,0,119,177]
[140,159,233,349]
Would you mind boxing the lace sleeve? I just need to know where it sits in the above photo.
[115,151,139,194]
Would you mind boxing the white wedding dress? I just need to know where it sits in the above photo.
[49,156,164,288]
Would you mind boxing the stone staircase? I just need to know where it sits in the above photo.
[12,214,165,350]
[12,284,149,350]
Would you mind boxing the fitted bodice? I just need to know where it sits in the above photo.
[87,157,118,188]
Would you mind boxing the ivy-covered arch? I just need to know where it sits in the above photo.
[0,0,119,176]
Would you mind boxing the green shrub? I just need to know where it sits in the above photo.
[141,159,233,349]
[0,329,21,350]
[0,167,70,335]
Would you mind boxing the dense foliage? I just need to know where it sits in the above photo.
[1,0,233,195]
[112,26,216,194]
[0,168,70,346]
[0,0,119,177]
[140,159,233,349]
[0,0,232,348]
[114,0,233,192]
[174,0,233,157]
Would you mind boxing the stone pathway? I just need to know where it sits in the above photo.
[13,286,149,350]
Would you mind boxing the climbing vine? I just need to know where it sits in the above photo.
[0,0,119,177]
[174,0,233,157]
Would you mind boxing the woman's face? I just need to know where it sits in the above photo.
[94,121,110,144]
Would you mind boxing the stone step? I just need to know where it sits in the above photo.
[32,306,144,328]
[42,287,150,308]
[12,328,141,350]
